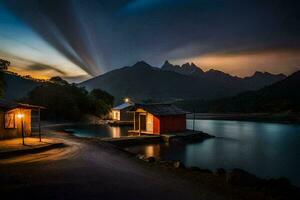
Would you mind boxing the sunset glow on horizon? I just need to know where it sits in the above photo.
[172,48,300,77]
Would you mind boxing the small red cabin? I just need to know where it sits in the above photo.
[130,103,188,134]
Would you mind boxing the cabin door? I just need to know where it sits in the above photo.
[134,114,139,130]
[140,114,146,131]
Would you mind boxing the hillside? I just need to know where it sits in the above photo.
[80,61,286,103]
[3,72,41,100]
[178,71,300,113]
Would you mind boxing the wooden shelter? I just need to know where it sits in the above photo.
[130,103,188,135]
[0,99,44,141]
[111,102,134,122]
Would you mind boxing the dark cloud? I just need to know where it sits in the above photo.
[25,64,67,75]
[2,0,300,75]
[0,50,67,75]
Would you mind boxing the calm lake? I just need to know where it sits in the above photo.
[61,120,300,186]
[59,124,131,138]
[127,120,300,186]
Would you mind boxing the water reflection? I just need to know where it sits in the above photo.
[127,120,300,186]
[111,126,121,138]
[58,124,131,138]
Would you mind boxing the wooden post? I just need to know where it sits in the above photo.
[139,113,141,136]
[193,109,196,132]
[38,108,41,142]
[133,112,136,130]
[21,114,25,145]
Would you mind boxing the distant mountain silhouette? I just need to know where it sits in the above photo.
[162,61,286,90]
[180,70,300,113]
[80,61,286,103]
[162,61,204,76]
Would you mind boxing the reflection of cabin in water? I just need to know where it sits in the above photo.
[129,103,188,135]
[111,103,134,122]
[0,99,44,140]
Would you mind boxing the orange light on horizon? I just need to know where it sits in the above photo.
[172,49,300,77]
[9,67,50,80]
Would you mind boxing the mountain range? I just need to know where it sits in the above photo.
[178,70,300,113]
[80,61,286,103]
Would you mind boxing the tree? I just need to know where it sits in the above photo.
[0,58,10,97]
[0,59,10,71]
[89,89,114,117]
[90,89,114,106]
[24,79,115,121]
[49,76,69,85]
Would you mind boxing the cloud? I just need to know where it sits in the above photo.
[1,0,300,78]
[25,64,67,75]
[0,50,67,76]
[2,0,102,76]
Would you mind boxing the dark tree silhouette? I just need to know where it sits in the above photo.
[0,58,10,97]
[24,77,114,121]
[0,59,10,71]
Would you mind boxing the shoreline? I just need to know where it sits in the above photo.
[58,127,299,190]
[75,130,300,199]
[1,125,299,199]
[50,123,297,189]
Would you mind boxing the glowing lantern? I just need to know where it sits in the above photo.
[124,97,130,103]
[17,113,24,119]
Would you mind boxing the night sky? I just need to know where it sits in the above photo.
[0,0,300,82]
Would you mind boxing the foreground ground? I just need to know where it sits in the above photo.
[0,129,298,200]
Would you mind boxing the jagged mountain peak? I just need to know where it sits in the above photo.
[132,61,152,68]
[161,61,204,75]
[247,71,287,79]
[190,62,198,68]
[163,60,171,65]
[253,71,272,77]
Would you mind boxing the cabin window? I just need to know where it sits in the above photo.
[4,113,15,129]
[115,112,119,120]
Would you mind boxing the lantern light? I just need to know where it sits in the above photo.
[124,98,130,103]
[17,113,24,119]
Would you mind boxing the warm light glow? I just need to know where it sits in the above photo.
[124,97,130,103]
[145,146,155,157]
[112,110,120,120]
[111,127,121,138]
[16,113,24,119]
[172,49,300,77]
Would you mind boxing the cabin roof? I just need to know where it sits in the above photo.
[112,103,133,110]
[130,103,188,116]
[0,99,45,111]
[0,99,17,110]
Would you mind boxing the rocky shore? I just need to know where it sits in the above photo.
[134,154,300,200]
[104,129,300,200]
